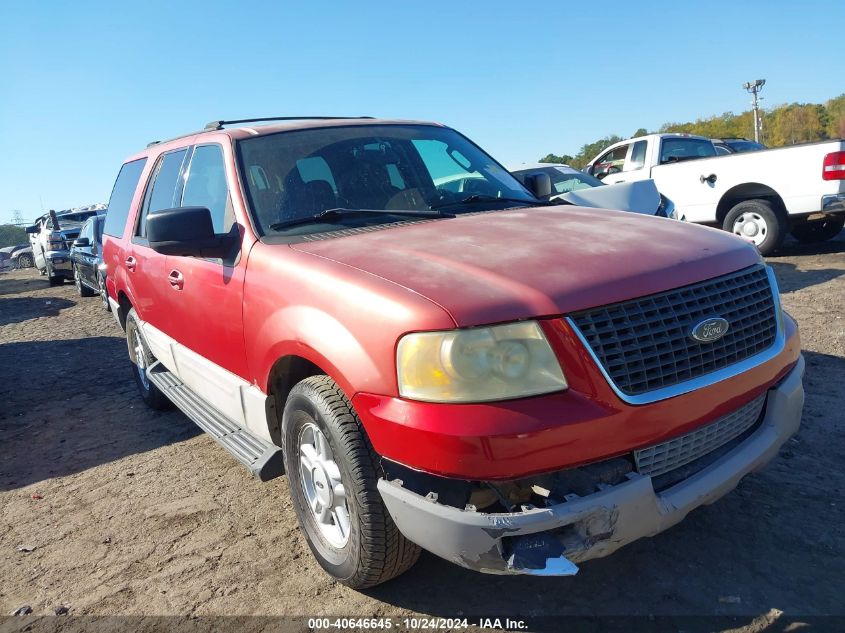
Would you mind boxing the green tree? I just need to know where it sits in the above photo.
[824,94,845,138]
[538,153,574,164]
[632,128,648,138]
[0,224,27,248]
[767,103,827,146]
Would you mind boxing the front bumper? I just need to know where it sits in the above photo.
[377,355,804,575]
[46,251,73,276]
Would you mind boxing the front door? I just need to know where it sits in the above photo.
[159,143,250,423]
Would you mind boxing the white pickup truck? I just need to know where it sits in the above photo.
[585,133,845,254]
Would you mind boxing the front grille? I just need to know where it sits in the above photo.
[634,393,767,478]
[570,265,777,396]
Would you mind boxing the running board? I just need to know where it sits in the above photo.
[146,362,284,481]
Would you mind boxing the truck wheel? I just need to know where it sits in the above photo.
[74,265,96,297]
[790,216,845,243]
[125,308,172,410]
[723,199,787,256]
[281,375,420,588]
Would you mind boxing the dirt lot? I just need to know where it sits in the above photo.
[1,234,843,630]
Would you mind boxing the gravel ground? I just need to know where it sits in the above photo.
[1,234,843,631]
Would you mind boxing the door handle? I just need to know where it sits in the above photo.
[168,269,184,290]
[700,173,717,184]
[125,256,136,272]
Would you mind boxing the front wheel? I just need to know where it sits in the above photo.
[74,265,96,297]
[16,253,34,269]
[98,271,111,311]
[790,216,845,243]
[282,375,420,588]
[723,199,787,256]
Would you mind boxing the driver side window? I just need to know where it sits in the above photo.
[595,145,629,173]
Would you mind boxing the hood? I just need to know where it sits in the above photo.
[555,180,660,215]
[292,206,761,326]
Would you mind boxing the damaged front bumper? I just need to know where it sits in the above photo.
[377,356,805,576]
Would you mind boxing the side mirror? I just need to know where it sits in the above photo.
[584,164,594,176]
[25,225,39,234]
[147,207,237,258]
[73,237,91,248]
[523,172,552,199]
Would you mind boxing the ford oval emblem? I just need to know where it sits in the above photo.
[690,317,730,343]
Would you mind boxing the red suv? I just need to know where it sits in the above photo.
[102,117,804,588]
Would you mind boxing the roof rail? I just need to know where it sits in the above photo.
[203,116,375,131]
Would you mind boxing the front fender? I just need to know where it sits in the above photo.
[253,305,384,399]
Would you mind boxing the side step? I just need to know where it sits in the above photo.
[147,362,284,481]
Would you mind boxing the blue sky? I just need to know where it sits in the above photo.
[1,0,842,223]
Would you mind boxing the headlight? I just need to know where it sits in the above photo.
[397,321,567,403]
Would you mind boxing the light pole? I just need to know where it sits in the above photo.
[743,79,766,143]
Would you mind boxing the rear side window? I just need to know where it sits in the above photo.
[181,145,231,233]
[137,149,189,237]
[103,158,147,238]
[659,138,717,164]
[626,141,647,171]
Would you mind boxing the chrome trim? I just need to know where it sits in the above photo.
[565,265,785,406]
[821,193,845,214]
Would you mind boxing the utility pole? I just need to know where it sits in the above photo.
[743,79,766,143]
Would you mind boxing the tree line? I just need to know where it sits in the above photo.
[540,93,845,169]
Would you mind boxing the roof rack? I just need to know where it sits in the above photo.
[203,116,375,131]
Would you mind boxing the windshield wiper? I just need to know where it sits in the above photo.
[270,208,453,231]
[430,194,545,210]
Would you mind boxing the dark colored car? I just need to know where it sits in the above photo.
[712,138,767,154]
[69,213,109,309]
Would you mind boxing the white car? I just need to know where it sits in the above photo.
[508,163,676,218]
[585,133,845,254]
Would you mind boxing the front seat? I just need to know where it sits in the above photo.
[280,171,338,221]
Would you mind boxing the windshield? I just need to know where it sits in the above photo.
[513,166,603,196]
[237,124,536,236]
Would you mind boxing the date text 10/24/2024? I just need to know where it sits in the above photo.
[307,617,528,630]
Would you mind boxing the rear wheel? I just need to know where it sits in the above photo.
[16,253,34,268]
[790,216,845,243]
[723,199,787,256]
[282,375,420,588]
[125,308,172,410]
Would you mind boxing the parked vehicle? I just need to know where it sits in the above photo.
[26,209,99,284]
[509,163,677,218]
[9,244,35,269]
[585,133,845,254]
[103,117,804,588]
[69,212,110,309]
[712,138,767,154]
[0,244,33,270]
[0,251,10,272]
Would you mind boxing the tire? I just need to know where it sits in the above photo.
[790,216,845,244]
[74,265,96,297]
[48,273,63,286]
[281,375,420,588]
[16,253,34,269]
[125,308,172,410]
[98,271,111,311]
[722,199,787,256]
